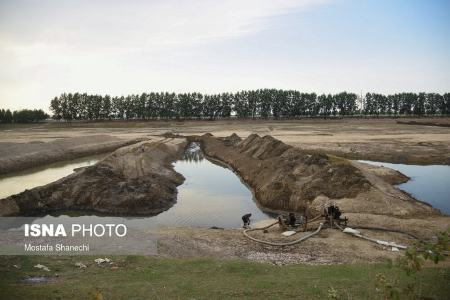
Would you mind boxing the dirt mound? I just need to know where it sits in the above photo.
[0,138,187,216]
[221,133,242,146]
[195,134,370,213]
[196,134,437,216]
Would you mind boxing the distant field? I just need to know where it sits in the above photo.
[0,256,449,299]
[1,118,449,165]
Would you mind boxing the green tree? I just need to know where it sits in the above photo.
[0,109,5,123]
[4,109,13,123]
[48,90,448,120]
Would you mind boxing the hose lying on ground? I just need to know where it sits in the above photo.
[243,222,323,246]
[333,222,408,249]
[243,218,408,250]
[242,217,448,256]
[338,223,449,255]
[350,225,420,240]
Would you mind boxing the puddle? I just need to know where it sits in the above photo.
[22,276,56,284]
[0,154,105,199]
[359,160,450,214]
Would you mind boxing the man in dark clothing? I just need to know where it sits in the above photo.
[242,213,252,228]
[288,212,297,227]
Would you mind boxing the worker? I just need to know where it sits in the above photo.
[242,213,252,229]
[327,204,342,220]
[288,212,296,227]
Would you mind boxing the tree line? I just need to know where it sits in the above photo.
[49,90,450,121]
[0,109,49,124]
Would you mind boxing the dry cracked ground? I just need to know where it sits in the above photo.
[0,118,449,264]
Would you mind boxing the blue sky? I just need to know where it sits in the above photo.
[0,0,449,111]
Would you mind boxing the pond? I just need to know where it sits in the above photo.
[359,160,450,215]
[0,155,105,199]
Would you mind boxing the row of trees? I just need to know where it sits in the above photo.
[49,90,450,121]
[0,109,49,123]
[363,93,450,117]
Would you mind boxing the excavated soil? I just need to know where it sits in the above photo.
[0,137,187,216]
[194,133,437,217]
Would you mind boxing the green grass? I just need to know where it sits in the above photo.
[0,256,448,299]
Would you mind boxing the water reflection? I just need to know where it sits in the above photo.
[155,142,270,227]
[181,142,204,162]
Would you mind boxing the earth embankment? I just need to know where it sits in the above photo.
[0,137,187,216]
[195,134,438,217]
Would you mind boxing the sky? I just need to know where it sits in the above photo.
[0,0,449,111]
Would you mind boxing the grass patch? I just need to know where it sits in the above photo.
[0,256,448,299]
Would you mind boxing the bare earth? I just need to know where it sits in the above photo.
[155,213,450,265]
[1,118,449,171]
[0,118,449,264]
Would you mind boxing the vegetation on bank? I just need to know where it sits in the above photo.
[0,256,449,300]
[0,109,49,124]
[49,90,450,121]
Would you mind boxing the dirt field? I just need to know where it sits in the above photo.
[1,118,449,173]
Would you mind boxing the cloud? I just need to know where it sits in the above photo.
[0,0,333,109]
[1,0,330,51]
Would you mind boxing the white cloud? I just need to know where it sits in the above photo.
[1,0,329,51]
[0,0,333,109]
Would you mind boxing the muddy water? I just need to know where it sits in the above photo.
[360,160,450,214]
[0,155,105,199]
